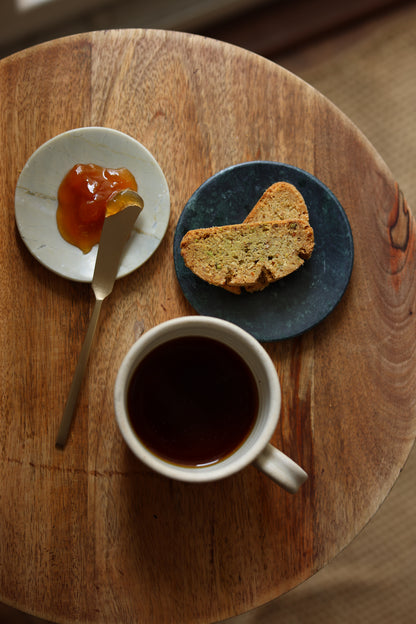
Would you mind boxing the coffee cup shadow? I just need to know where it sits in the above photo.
[115,443,305,605]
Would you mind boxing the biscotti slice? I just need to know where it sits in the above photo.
[244,181,309,224]
[180,220,314,294]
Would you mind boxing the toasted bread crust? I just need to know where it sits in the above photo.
[244,181,309,224]
[180,220,314,294]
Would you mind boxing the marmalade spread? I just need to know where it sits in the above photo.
[56,163,138,253]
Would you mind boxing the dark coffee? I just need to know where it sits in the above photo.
[127,336,258,467]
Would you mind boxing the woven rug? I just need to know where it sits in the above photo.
[222,4,416,623]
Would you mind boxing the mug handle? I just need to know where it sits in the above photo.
[253,444,308,493]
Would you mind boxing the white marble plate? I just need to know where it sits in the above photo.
[15,127,170,282]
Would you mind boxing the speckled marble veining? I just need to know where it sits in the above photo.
[15,127,170,282]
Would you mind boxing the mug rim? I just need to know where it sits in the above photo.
[114,315,281,482]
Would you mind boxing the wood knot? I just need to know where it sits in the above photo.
[387,183,414,291]
[388,184,410,251]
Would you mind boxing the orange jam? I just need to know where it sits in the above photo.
[56,163,138,253]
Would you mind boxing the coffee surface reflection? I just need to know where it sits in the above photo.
[127,336,258,466]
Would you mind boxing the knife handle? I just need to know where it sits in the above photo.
[55,297,103,448]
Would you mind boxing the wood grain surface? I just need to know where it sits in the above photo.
[0,29,415,624]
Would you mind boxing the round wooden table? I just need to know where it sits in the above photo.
[0,29,415,624]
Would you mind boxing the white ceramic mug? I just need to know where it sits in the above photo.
[114,316,308,493]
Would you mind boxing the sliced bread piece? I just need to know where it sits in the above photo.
[180,219,314,294]
[244,181,309,224]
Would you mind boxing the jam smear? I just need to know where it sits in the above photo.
[56,163,138,253]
